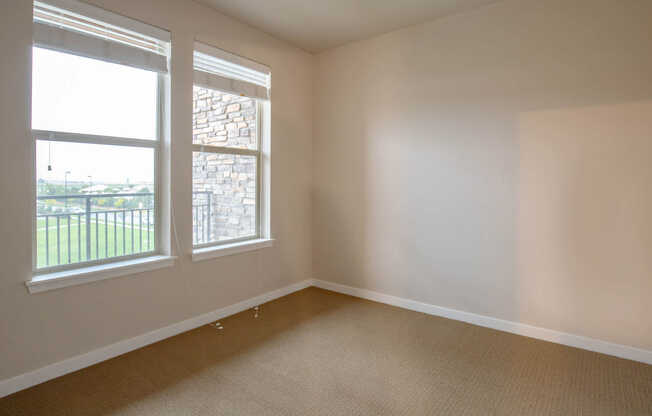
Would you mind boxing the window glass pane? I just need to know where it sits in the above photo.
[192,152,257,244]
[36,141,155,268]
[32,47,158,139]
[193,86,257,150]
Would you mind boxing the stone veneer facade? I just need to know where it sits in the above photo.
[192,86,257,244]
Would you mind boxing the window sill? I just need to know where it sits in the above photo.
[26,255,176,294]
[192,238,274,262]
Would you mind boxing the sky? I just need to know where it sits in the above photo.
[33,47,157,184]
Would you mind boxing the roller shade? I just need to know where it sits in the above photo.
[33,0,170,73]
[193,42,271,101]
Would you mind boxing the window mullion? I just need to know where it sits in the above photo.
[255,101,262,239]
[34,129,159,149]
[191,144,258,157]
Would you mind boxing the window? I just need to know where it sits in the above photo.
[192,42,271,248]
[32,0,170,272]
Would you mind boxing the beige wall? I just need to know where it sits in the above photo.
[0,0,312,380]
[3,0,652,384]
[313,0,652,350]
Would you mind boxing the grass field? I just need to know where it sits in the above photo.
[36,215,155,268]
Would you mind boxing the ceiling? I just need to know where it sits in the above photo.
[195,0,501,53]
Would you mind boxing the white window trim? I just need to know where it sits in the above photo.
[31,60,169,279]
[192,238,274,262]
[26,255,176,294]
[191,97,271,253]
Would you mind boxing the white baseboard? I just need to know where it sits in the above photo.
[312,279,652,366]
[0,279,313,399]
[3,277,650,399]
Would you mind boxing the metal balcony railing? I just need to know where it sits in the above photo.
[192,191,212,245]
[36,191,212,268]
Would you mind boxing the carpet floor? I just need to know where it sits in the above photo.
[1,287,651,415]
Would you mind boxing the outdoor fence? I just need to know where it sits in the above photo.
[37,191,212,268]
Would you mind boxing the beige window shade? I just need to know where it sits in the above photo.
[33,0,169,73]
[193,42,271,101]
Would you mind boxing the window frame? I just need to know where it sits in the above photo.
[191,89,264,249]
[31,59,167,275]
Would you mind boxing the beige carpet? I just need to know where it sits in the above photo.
[1,287,651,415]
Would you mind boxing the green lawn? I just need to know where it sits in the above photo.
[36,215,155,268]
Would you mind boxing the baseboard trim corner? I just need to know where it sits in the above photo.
[311,279,652,366]
[3,277,649,398]
[0,279,313,398]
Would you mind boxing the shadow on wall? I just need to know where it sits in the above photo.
[311,53,370,292]
[516,100,652,349]
[311,0,652,350]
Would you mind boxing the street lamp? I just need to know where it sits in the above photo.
[64,171,71,209]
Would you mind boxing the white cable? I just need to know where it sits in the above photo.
[170,201,182,256]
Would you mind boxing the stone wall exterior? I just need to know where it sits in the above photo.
[192,87,257,243]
